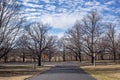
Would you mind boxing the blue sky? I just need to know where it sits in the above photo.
[18,0,120,38]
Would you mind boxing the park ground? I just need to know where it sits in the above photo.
[0,62,52,80]
[0,61,120,80]
[80,61,120,80]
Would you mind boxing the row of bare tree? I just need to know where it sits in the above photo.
[0,0,58,66]
[61,11,120,64]
[0,0,120,66]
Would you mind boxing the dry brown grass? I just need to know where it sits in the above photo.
[0,64,52,80]
[81,64,120,80]
[0,75,32,80]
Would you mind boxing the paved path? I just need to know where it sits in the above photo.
[27,64,96,80]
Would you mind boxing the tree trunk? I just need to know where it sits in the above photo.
[119,54,120,60]
[22,53,25,62]
[49,54,51,62]
[78,53,81,62]
[23,56,25,62]
[38,56,41,66]
[100,54,104,60]
[70,55,72,61]
[113,50,116,62]
[75,55,78,61]
[4,54,8,63]
[55,57,56,62]
[91,56,94,64]
[63,53,66,62]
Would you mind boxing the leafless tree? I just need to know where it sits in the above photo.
[43,36,57,62]
[27,23,56,66]
[65,21,83,62]
[106,23,117,62]
[82,11,103,63]
[0,0,21,61]
[46,45,57,62]
[16,34,30,62]
[95,36,109,60]
[57,37,66,61]
[116,34,120,60]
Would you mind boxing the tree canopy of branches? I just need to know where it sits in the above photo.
[25,23,56,66]
[81,11,103,63]
[106,23,117,62]
[65,22,83,62]
[0,0,21,61]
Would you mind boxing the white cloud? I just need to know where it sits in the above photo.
[57,8,67,13]
[102,14,119,24]
[49,32,64,39]
[21,0,39,3]
[85,2,94,6]
[56,33,64,38]
[23,13,41,17]
[45,4,56,11]
[24,8,37,12]
[23,2,42,8]
[30,0,39,3]
[105,1,115,5]
[19,0,119,38]
[40,12,84,29]
[85,1,100,6]
[58,0,65,5]
[115,8,120,13]
[41,0,50,3]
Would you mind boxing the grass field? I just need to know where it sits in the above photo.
[81,64,120,80]
[0,61,120,80]
[0,63,52,80]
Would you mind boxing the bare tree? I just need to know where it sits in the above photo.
[95,36,109,60]
[82,11,103,63]
[46,45,57,62]
[27,23,56,66]
[16,34,30,62]
[117,34,120,60]
[0,0,21,61]
[57,37,66,61]
[65,21,83,62]
[106,23,117,62]
[48,36,58,62]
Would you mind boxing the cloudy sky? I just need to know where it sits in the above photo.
[18,0,120,38]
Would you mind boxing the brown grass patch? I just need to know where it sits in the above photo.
[81,64,120,80]
[0,64,52,80]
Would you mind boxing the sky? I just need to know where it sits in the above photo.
[18,0,120,38]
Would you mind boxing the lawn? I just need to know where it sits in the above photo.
[81,64,120,80]
[0,63,52,80]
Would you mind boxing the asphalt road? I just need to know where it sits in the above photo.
[27,63,96,80]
